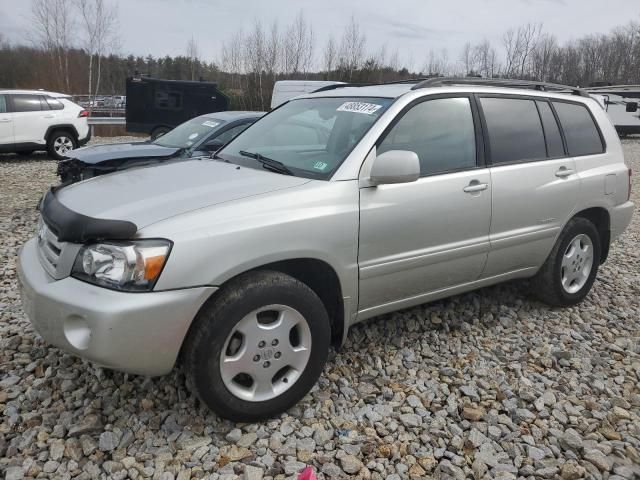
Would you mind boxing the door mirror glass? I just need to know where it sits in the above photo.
[370,150,420,185]
[626,102,638,113]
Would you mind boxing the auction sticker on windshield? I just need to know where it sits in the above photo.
[337,102,383,115]
[202,120,220,128]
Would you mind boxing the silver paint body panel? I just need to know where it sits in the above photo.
[17,84,635,375]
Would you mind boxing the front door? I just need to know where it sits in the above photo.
[358,96,492,314]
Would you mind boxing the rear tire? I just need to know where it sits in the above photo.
[531,217,601,307]
[47,131,77,160]
[183,270,331,421]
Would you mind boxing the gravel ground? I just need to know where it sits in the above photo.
[0,137,639,480]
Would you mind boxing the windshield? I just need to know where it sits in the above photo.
[153,117,224,149]
[218,97,393,179]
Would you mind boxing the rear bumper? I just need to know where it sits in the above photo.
[78,126,91,146]
[610,201,635,240]
[18,238,216,376]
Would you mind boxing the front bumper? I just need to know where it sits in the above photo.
[18,238,216,376]
[610,201,635,240]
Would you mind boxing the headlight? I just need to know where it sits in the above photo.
[71,240,172,291]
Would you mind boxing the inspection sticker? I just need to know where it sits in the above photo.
[202,120,220,128]
[188,133,199,140]
[313,161,328,171]
[337,101,382,115]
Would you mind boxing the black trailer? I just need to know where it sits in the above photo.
[125,76,230,139]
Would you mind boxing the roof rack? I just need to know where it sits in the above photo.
[311,77,436,93]
[410,77,591,97]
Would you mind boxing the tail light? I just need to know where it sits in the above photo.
[78,110,89,118]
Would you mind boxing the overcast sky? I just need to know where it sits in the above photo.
[1,0,638,69]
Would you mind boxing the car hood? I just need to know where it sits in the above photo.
[68,142,182,164]
[56,159,311,230]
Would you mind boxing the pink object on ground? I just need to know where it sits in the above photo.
[297,467,317,480]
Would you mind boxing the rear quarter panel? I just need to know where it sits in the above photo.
[573,100,629,211]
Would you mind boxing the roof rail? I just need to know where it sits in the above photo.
[410,77,591,97]
[311,83,354,93]
[311,77,436,93]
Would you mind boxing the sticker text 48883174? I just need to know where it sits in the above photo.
[336,102,383,115]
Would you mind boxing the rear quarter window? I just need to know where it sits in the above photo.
[46,97,65,110]
[552,101,604,156]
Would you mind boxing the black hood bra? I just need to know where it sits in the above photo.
[39,187,138,243]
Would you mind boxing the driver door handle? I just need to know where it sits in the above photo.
[555,167,575,178]
[463,182,489,193]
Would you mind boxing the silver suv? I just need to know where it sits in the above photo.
[18,78,634,421]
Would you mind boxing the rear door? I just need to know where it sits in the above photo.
[358,95,492,313]
[9,94,55,145]
[479,95,580,277]
[0,94,14,149]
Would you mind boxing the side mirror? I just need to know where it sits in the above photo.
[626,102,638,113]
[370,150,420,185]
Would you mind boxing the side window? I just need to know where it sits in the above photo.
[378,97,477,176]
[11,94,43,112]
[480,97,546,164]
[45,96,64,110]
[552,101,604,156]
[0,95,6,113]
[536,101,565,157]
[213,123,250,145]
[155,90,183,110]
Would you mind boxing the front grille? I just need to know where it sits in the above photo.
[37,219,65,277]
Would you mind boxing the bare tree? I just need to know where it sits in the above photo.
[31,0,75,91]
[186,35,200,80]
[338,16,365,80]
[75,0,118,104]
[283,12,314,75]
[459,41,474,75]
[244,21,266,109]
[322,36,337,76]
[265,21,281,78]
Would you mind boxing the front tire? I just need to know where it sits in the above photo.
[531,217,601,307]
[183,270,331,421]
[47,131,77,160]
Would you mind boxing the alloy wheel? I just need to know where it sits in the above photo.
[219,304,312,402]
[561,233,594,294]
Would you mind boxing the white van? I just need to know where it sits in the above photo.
[270,80,344,109]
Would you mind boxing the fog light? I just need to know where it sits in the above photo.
[64,315,91,350]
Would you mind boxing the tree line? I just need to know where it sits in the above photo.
[1,2,640,111]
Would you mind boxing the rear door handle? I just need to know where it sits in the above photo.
[463,182,489,193]
[0,118,11,123]
[43,114,55,119]
[555,167,575,178]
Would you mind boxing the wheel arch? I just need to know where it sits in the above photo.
[572,206,611,264]
[181,258,346,357]
[45,124,79,142]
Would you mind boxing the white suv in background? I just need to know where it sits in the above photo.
[0,90,90,160]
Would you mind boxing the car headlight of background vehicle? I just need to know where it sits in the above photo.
[71,240,172,291]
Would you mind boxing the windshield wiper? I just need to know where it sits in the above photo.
[239,150,293,175]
